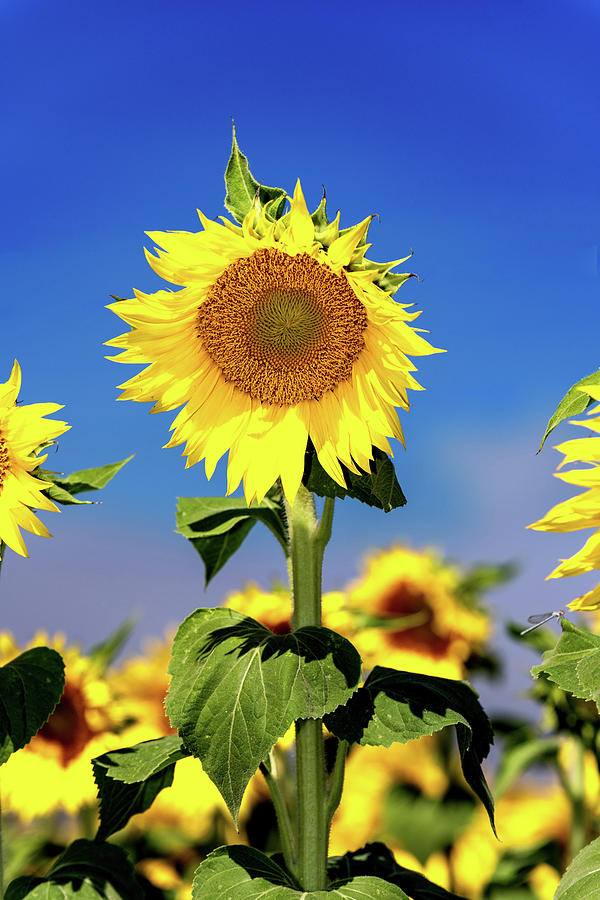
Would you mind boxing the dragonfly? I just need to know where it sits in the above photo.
[520,610,565,635]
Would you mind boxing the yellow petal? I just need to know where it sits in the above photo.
[287,180,314,250]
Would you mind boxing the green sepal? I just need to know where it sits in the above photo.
[538,366,600,452]
[175,485,287,584]
[37,455,133,505]
[531,619,600,708]
[311,188,330,230]
[224,123,287,225]
[192,845,409,899]
[554,834,600,899]
[304,444,406,513]
[165,607,361,824]
[328,842,468,899]
[92,735,189,839]
[5,839,144,900]
[0,647,65,765]
[324,666,495,834]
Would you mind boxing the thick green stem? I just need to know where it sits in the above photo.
[286,486,334,891]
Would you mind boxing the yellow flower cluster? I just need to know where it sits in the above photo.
[529,383,600,610]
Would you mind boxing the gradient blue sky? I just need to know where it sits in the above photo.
[2,0,599,713]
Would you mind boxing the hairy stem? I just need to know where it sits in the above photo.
[286,486,334,891]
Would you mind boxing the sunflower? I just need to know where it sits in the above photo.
[528,383,600,610]
[106,181,441,504]
[0,632,126,819]
[0,360,69,556]
[347,546,490,678]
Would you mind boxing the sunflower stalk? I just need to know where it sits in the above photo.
[285,486,334,891]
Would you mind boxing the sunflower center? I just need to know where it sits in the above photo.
[197,248,368,405]
[37,681,96,767]
[0,433,9,490]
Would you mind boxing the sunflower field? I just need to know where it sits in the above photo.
[1,123,600,900]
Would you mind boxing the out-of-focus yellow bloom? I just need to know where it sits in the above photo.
[386,846,451,891]
[137,859,181,891]
[529,383,600,610]
[107,181,441,506]
[347,546,489,677]
[0,632,125,818]
[329,739,448,854]
[528,863,561,900]
[0,360,69,556]
[450,784,569,899]
[329,745,395,856]
[224,583,353,636]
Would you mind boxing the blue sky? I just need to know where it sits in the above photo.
[2,0,599,713]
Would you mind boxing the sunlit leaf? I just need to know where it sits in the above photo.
[538,367,600,452]
[166,607,361,823]
[38,456,133,505]
[531,620,600,709]
[175,488,287,584]
[93,737,188,839]
[192,845,409,899]
[325,667,495,832]
[554,834,600,899]
[224,123,286,224]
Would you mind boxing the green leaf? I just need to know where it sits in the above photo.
[328,842,467,899]
[494,737,561,798]
[166,607,361,823]
[531,620,600,708]
[175,489,287,585]
[224,123,287,225]
[5,838,144,899]
[538,367,600,452]
[94,735,189,783]
[192,845,409,899]
[0,647,65,765]
[93,736,188,839]
[555,834,600,899]
[304,444,406,513]
[38,456,133,505]
[325,666,495,833]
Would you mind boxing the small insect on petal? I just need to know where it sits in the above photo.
[520,610,565,635]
